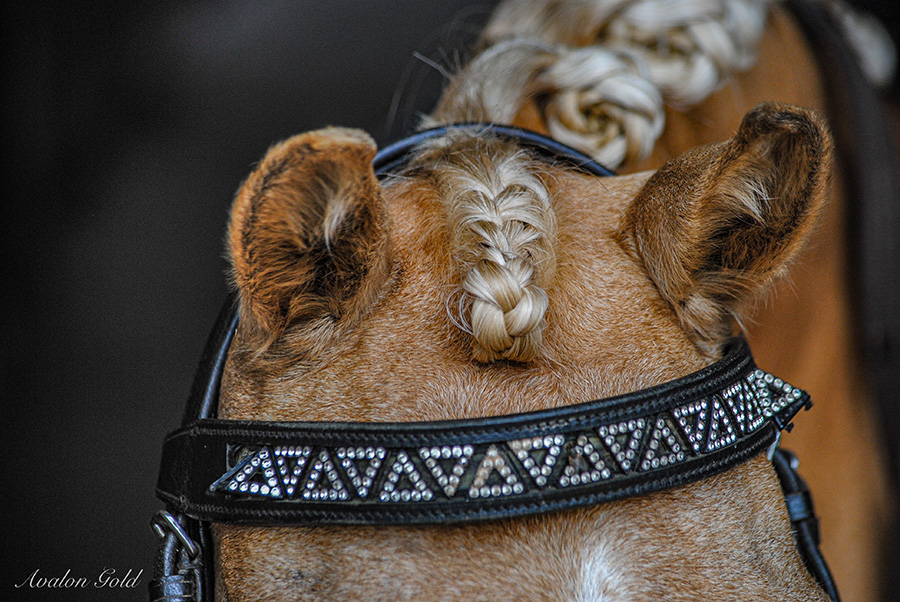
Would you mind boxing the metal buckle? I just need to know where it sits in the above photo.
[152,510,199,559]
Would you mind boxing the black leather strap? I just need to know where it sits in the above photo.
[373,123,616,177]
[156,337,810,525]
[181,297,239,425]
[772,448,841,602]
[149,512,209,602]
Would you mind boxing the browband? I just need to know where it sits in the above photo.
[157,298,808,525]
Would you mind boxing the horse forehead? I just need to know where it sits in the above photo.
[383,166,647,227]
[380,167,651,288]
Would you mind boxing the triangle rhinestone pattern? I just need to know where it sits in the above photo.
[209,368,805,505]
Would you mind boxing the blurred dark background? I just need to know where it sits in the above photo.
[3,2,897,600]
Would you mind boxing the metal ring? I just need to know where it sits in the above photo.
[152,510,200,559]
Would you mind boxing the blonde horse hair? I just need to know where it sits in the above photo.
[434,0,892,173]
[415,134,557,363]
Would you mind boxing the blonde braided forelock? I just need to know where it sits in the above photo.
[427,140,556,362]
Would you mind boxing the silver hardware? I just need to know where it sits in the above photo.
[766,430,783,461]
[152,510,199,559]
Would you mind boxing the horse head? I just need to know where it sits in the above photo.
[204,102,833,601]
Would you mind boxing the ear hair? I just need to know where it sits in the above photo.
[623,103,833,354]
[227,128,390,347]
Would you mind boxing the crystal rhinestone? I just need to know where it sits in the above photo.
[470,445,522,497]
[509,435,563,487]
[380,450,433,502]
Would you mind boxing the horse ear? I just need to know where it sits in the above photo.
[624,103,833,354]
[228,127,390,341]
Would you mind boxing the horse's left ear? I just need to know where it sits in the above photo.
[623,102,833,354]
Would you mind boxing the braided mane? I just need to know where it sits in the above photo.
[414,133,556,362]
[414,0,894,363]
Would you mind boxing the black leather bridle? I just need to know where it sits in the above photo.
[150,124,839,602]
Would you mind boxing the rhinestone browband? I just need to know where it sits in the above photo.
[156,333,809,525]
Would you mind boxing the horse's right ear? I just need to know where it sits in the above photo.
[623,103,832,354]
[228,127,390,343]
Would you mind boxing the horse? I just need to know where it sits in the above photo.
[152,1,896,600]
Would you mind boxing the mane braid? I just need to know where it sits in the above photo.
[416,134,557,362]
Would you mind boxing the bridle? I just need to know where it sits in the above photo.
[150,124,839,602]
